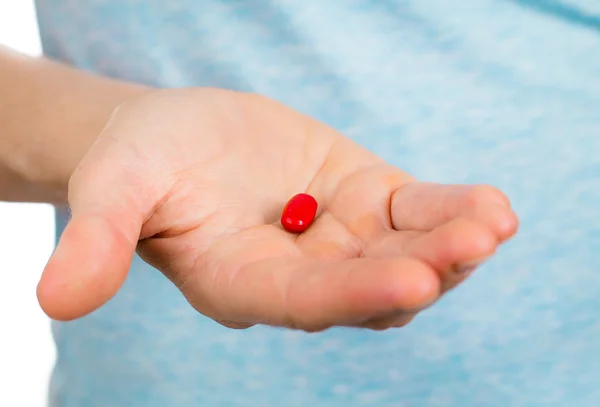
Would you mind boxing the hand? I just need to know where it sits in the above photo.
[37,88,518,331]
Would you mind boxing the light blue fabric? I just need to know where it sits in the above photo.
[35,1,600,406]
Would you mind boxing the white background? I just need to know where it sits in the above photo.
[0,0,57,405]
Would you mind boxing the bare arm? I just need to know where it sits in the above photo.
[0,45,148,204]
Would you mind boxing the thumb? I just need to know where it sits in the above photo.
[37,142,148,321]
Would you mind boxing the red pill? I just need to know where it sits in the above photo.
[280,193,318,233]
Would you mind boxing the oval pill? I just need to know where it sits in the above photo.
[280,193,318,233]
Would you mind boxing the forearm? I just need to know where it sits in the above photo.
[0,45,149,204]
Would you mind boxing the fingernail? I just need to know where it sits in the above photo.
[455,256,489,274]
[455,264,478,275]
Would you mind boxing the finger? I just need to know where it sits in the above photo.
[366,217,497,292]
[391,183,518,239]
[37,139,153,321]
[468,201,519,242]
[196,253,441,332]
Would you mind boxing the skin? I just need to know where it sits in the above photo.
[0,45,146,203]
[1,46,519,332]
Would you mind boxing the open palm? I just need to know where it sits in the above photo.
[38,88,518,331]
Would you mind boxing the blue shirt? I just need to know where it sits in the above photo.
[36,1,600,406]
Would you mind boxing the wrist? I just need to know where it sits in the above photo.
[0,45,153,203]
[0,51,151,203]
[6,86,150,204]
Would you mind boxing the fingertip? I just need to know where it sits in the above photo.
[470,220,498,254]
[468,202,517,241]
[420,218,498,268]
[36,280,84,322]
[497,207,519,241]
[37,260,75,321]
[383,258,441,311]
[37,215,135,321]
